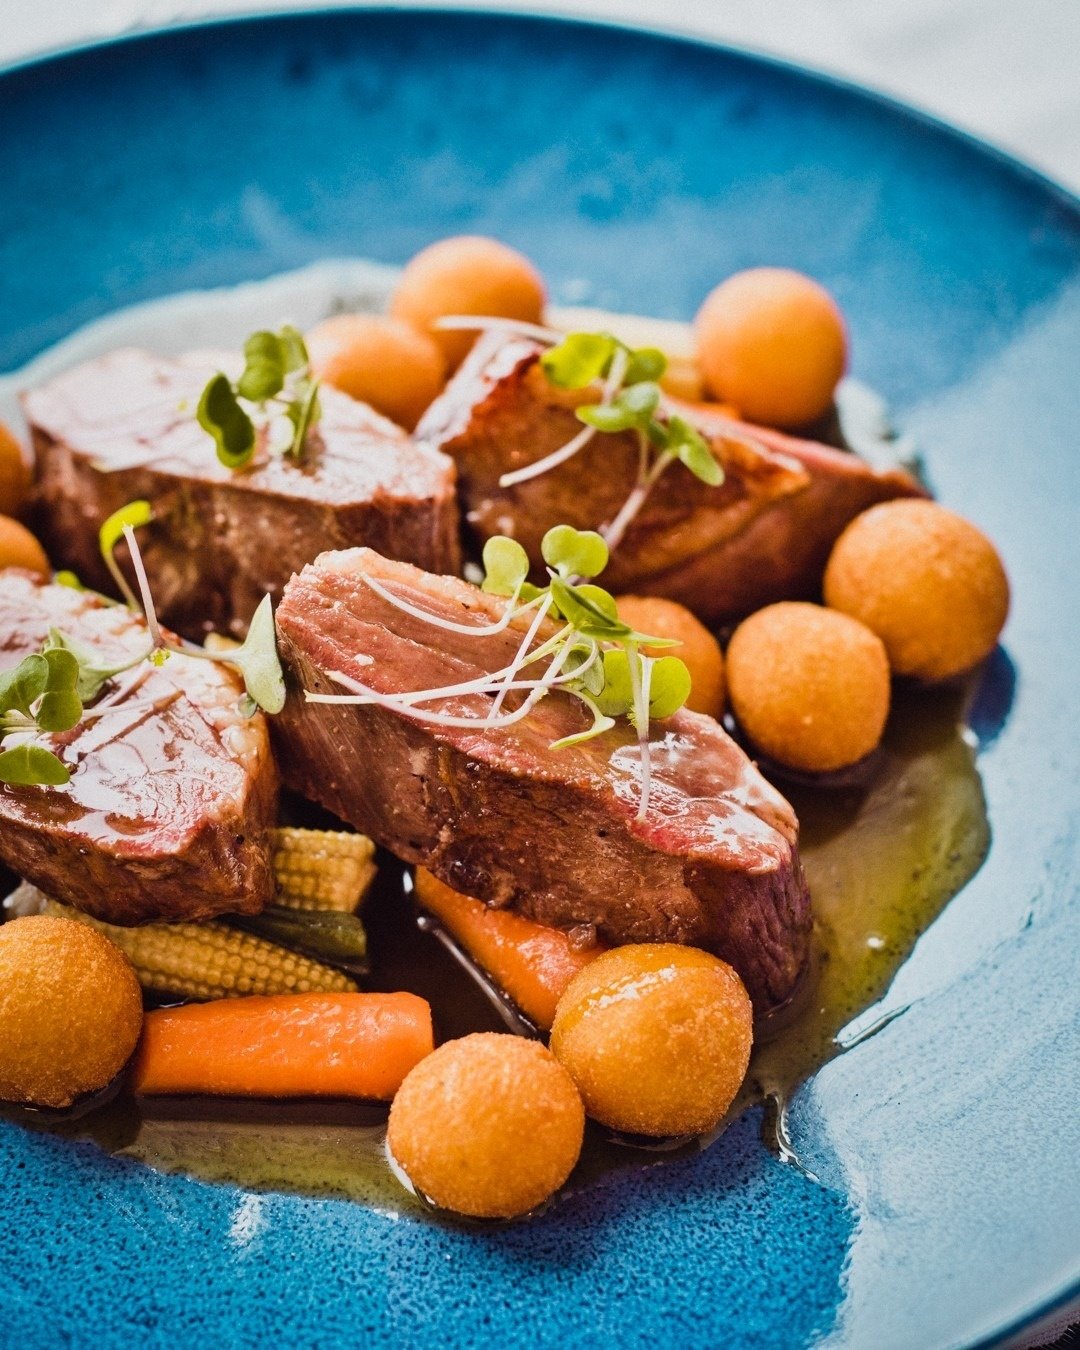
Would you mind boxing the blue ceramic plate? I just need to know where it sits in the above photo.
[1,11,1078,1347]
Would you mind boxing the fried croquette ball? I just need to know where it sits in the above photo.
[727,602,890,772]
[0,515,49,576]
[307,313,446,430]
[824,499,1010,682]
[695,267,847,428]
[387,1032,584,1218]
[391,236,546,369]
[0,422,31,517]
[550,944,753,1137]
[0,915,143,1108]
[615,595,725,719]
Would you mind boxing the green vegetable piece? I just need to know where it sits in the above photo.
[623,346,667,385]
[596,648,634,718]
[562,639,606,697]
[540,524,609,579]
[541,332,616,389]
[222,595,286,715]
[481,536,530,596]
[285,379,322,458]
[0,743,70,787]
[198,373,257,469]
[237,330,286,403]
[668,415,723,487]
[0,654,48,719]
[549,578,626,639]
[278,324,310,374]
[235,905,367,970]
[549,693,617,750]
[54,571,84,590]
[647,655,692,719]
[576,380,661,434]
[35,648,83,733]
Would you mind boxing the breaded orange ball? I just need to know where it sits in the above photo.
[0,915,143,1108]
[391,235,546,369]
[695,267,847,428]
[550,945,753,1137]
[388,1032,584,1219]
[616,595,725,719]
[824,499,1009,682]
[0,515,49,576]
[726,602,890,772]
[0,421,31,517]
[307,313,446,430]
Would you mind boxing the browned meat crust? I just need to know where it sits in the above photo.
[24,348,460,641]
[416,333,926,623]
[273,548,812,1011]
[0,570,278,924]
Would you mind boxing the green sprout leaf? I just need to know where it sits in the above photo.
[44,628,144,703]
[35,648,83,733]
[647,655,692,719]
[548,578,626,639]
[237,330,286,404]
[98,498,153,609]
[481,536,530,596]
[221,595,286,715]
[285,379,322,459]
[198,373,257,469]
[576,380,661,434]
[278,325,310,374]
[54,570,84,590]
[0,743,70,787]
[541,332,616,389]
[0,654,48,721]
[540,524,609,579]
[596,648,634,718]
[549,693,617,750]
[668,415,723,487]
[623,346,667,385]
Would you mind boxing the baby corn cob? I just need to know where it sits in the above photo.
[272,827,376,913]
[11,884,358,1001]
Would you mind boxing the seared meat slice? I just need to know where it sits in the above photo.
[0,570,277,924]
[25,348,460,641]
[274,548,811,1011]
[416,333,925,623]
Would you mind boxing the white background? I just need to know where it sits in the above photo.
[0,0,1077,192]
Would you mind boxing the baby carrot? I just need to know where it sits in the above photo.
[132,992,433,1099]
[414,869,605,1031]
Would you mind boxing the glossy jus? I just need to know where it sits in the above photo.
[0,11,1078,1348]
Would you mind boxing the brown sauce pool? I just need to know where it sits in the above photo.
[26,677,990,1220]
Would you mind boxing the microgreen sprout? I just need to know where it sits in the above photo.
[0,506,288,788]
[428,319,726,553]
[197,325,322,470]
[304,523,692,820]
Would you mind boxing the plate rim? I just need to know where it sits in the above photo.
[1,8,1078,1347]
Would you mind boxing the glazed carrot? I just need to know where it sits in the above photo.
[132,992,433,1099]
[414,869,605,1031]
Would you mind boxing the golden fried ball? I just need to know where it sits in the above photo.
[387,1032,584,1219]
[550,944,753,1137]
[0,422,31,518]
[695,267,847,428]
[0,916,143,1108]
[726,602,890,772]
[307,313,446,430]
[615,595,725,720]
[0,515,49,576]
[391,236,546,369]
[824,499,1010,682]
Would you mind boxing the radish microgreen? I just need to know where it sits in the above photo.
[197,325,322,470]
[305,523,691,819]
[0,648,84,786]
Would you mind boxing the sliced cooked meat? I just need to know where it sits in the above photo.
[24,348,460,641]
[0,569,278,924]
[416,333,926,623]
[273,548,812,1011]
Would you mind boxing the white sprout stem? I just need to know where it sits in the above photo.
[497,342,631,490]
[602,448,677,553]
[121,525,165,649]
[489,593,554,719]
[626,646,654,822]
[360,571,541,637]
[310,640,575,731]
[433,315,563,345]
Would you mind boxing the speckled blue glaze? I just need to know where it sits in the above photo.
[0,12,1078,1348]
